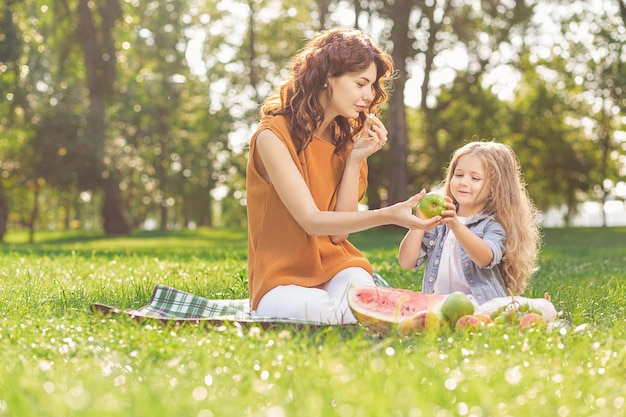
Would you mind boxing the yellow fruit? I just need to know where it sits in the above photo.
[397,310,442,336]
[474,313,494,327]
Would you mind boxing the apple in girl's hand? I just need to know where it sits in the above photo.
[418,192,447,219]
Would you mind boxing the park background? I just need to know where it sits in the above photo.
[1,0,625,240]
[2,2,626,416]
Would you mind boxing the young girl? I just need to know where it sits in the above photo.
[246,28,442,324]
[398,141,542,305]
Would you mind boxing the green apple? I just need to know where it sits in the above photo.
[441,291,475,324]
[418,192,446,219]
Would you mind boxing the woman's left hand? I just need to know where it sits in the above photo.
[351,114,388,160]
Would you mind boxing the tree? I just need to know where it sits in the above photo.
[508,56,594,223]
[1,0,90,240]
[416,72,512,191]
[3,0,625,234]
[76,0,131,235]
[118,0,189,231]
[378,0,414,205]
[0,0,22,240]
[191,0,316,225]
[558,0,626,225]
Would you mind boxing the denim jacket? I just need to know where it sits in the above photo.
[416,214,508,304]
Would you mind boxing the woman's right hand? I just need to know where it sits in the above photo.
[386,190,443,230]
[350,114,388,162]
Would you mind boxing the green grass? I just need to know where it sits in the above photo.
[1,227,625,417]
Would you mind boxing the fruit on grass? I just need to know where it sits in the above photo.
[397,310,442,336]
[455,314,483,331]
[347,286,444,335]
[441,291,475,324]
[474,313,493,326]
[519,312,546,331]
[493,308,519,325]
[349,287,550,336]
[417,192,447,219]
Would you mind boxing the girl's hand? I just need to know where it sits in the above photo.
[441,199,461,229]
[350,114,388,161]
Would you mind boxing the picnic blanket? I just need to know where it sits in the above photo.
[90,272,392,327]
[90,273,558,328]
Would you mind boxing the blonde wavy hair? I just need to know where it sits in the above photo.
[443,141,542,295]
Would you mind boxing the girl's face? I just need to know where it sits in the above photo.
[323,62,377,120]
[450,153,490,217]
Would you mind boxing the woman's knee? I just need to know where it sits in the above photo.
[254,285,340,323]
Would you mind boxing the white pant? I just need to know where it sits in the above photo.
[253,267,375,324]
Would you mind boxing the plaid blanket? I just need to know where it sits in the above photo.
[93,272,391,325]
[128,284,252,320]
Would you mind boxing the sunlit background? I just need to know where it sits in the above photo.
[0,0,624,238]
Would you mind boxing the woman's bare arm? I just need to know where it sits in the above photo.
[255,129,442,235]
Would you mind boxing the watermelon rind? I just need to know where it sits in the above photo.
[347,285,443,335]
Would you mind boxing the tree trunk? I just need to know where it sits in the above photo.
[157,107,169,231]
[599,102,610,228]
[0,181,8,242]
[316,0,331,29]
[383,0,413,204]
[76,0,130,235]
[28,182,39,244]
[101,182,131,235]
[421,2,445,170]
[386,82,409,204]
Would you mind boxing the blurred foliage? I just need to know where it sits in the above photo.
[0,0,624,240]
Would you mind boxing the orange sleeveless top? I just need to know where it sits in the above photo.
[246,114,373,310]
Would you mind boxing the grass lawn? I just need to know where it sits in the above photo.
[1,227,625,417]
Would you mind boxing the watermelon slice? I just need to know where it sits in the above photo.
[348,286,444,335]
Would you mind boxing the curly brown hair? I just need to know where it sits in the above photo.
[261,28,394,153]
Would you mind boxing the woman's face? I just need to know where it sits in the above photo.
[323,62,377,120]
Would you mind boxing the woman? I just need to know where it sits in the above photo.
[246,28,442,324]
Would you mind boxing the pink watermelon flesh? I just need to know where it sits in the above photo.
[348,286,444,334]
